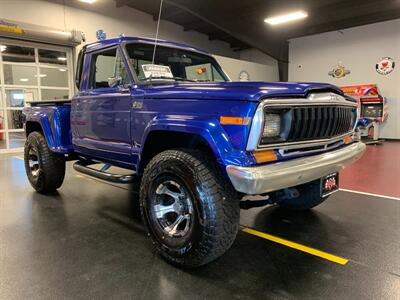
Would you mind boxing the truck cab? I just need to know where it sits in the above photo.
[23,36,366,268]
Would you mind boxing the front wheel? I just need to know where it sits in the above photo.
[140,149,240,268]
[24,131,66,194]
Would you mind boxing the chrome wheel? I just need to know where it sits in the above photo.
[28,147,40,177]
[151,180,193,238]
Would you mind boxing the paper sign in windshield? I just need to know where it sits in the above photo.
[142,64,173,79]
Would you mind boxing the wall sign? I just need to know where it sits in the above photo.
[376,57,395,75]
[239,70,250,81]
[0,19,24,34]
[328,63,350,78]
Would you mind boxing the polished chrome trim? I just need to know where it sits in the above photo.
[262,101,356,107]
[227,142,366,195]
[256,132,352,151]
[278,139,344,157]
[246,92,357,151]
[246,102,264,151]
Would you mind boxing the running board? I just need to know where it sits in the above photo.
[73,160,136,184]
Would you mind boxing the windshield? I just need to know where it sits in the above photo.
[125,43,229,82]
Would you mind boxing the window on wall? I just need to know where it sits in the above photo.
[0,40,73,152]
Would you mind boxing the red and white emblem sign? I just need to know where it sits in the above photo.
[376,57,395,75]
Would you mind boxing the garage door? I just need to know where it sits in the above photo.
[0,39,74,152]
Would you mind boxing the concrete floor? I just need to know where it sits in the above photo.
[0,154,399,299]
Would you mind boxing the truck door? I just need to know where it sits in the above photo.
[72,46,133,166]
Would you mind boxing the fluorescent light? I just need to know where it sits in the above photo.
[57,57,67,61]
[19,78,29,82]
[35,74,47,78]
[264,11,308,25]
[58,68,67,72]
[78,0,96,3]
[0,45,6,52]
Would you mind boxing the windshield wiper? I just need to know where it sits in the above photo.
[140,76,196,82]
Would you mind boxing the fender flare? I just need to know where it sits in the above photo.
[138,116,254,171]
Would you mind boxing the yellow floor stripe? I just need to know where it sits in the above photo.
[242,227,348,265]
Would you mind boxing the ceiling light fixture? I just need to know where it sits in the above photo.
[19,78,29,82]
[0,45,6,52]
[78,0,97,3]
[264,10,308,25]
[59,68,67,72]
[57,57,67,61]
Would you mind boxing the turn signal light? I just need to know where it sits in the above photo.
[220,116,251,125]
[343,135,353,144]
[253,150,277,163]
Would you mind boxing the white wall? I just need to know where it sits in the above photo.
[0,0,235,57]
[289,19,400,139]
[215,55,279,82]
[0,0,279,82]
[239,48,278,67]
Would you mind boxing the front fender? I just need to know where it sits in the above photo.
[140,115,255,168]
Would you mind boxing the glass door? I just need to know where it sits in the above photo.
[0,39,74,152]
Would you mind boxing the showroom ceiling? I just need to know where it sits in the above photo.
[115,0,400,61]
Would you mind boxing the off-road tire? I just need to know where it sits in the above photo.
[24,131,66,194]
[277,179,329,210]
[140,149,240,268]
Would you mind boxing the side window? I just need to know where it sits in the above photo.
[91,48,129,89]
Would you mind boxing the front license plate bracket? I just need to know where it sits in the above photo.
[321,173,339,197]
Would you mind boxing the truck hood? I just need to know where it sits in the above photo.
[141,81,343,101]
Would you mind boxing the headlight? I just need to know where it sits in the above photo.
[263,113,281,137]
[259,109,291,145]
[246,106,290,151]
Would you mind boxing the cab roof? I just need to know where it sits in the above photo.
[84,36,210,55]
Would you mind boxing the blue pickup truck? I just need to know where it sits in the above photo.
[23,36,365,267]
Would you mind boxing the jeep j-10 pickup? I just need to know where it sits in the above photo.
[23,36,365,267]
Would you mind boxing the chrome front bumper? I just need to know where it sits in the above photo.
[226,142,366,195]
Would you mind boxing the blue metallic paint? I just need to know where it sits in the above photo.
[23,36,346,176]
[140,81,343,101]
[24,105,73,153]
[135,98,258,172]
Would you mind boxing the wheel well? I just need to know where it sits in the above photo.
[139,131,215,173]
[25,121,43,136]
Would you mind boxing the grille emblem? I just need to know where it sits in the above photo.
[330,94,341,102]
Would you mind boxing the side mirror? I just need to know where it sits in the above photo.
[108,76,123,88]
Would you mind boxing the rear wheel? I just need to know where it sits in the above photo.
[24,131,66,194]
[276,179,329,210]
[140,149,240,268]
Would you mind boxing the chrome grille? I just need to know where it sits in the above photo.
[287,106,355,141]
[260,105,356,146]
